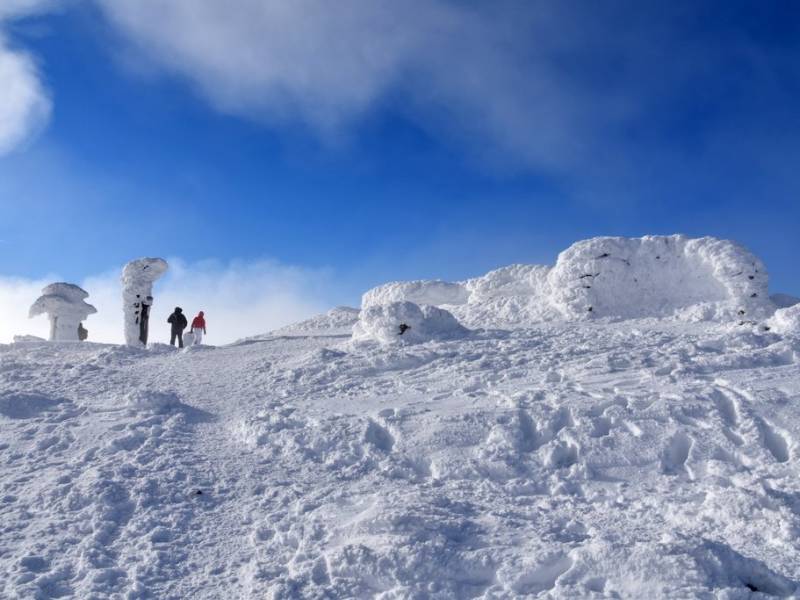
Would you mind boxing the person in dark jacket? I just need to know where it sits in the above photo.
[167,307,188,348]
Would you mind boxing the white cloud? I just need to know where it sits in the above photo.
[93,0,601,168]
[0,2,52,155]
[4,257,339,345]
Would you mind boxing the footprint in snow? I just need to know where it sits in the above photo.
[755,418,791,463]
[363,419,394,453]
[661,431,692,476]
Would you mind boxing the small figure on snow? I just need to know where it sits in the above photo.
[78,322,88,341]
[167,307,188,348]
[398,323,411,336]
[190,311,207,345]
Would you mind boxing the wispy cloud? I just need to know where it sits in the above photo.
[3,1,799,187]
[4,257,337,345]
[91,0,616,169]
[0,1,52,155]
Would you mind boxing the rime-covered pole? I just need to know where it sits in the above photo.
[122,258,168,347]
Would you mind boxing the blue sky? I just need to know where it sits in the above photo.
[0,1,798,339]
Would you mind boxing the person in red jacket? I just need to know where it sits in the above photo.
[190,311,207,345]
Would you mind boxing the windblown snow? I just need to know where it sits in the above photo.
[2,235,799,599]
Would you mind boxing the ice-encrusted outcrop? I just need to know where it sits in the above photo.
[361,236,774,328]
[547,236,771,321]
[352,301,468,344]
[122,258,168,347]
[28,283,97,341]
[767,304,800,335]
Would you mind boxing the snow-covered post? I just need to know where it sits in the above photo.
[122,258,168,347]
[29,283,97,342]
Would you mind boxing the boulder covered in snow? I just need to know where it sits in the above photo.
[122,258,168,347]
[359,235,775,328]
[352,301,469,344]
[28,283,97,341]
[767,304,800,335]
[547,236,771,321]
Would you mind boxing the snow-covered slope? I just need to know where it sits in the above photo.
[2,315,800,598]
[363,235,774,328]
[2,235,798,598]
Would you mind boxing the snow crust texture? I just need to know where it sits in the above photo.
[28,283,97,341]
[362,235,773,329]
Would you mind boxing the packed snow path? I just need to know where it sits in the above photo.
[1,320,799,598]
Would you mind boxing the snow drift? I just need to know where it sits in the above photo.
[352,301,468,344]
[361,235,774,328]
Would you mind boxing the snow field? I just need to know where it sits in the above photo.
[3,314,799,598]
[2,234,799,598]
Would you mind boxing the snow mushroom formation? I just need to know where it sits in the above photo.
[352,301,468,344]
[121,258,168,346]
[361,235,775,328]
[28,283,97,341]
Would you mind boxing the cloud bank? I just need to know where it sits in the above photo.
[3,258,337,345]
[0,2,52,155]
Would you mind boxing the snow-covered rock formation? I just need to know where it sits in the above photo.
[362,235,774,328]
[767,304,800,335]
[121,258,168,347]
[28,283,97,341]
[352,301,468,344]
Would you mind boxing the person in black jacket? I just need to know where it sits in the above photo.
[167,307,188,348]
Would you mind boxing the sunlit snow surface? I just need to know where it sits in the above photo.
[2,316,799,598]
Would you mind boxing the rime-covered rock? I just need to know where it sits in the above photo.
[767,304,800,335]
[359,235,776,328]
[352,301,468,344]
